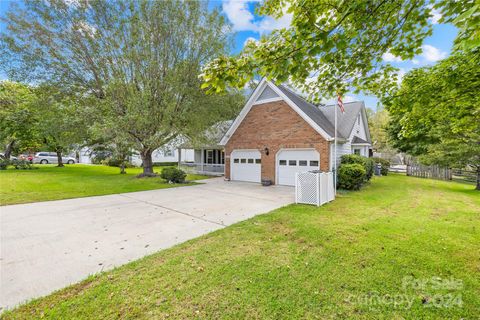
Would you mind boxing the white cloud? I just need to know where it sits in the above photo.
[222,0,292,33]
[257,13,292,33]
[222,1,257,32]
[429,8,442,24]
[421,44,447,62]
[411,59,420,65]
[382,51,403,62]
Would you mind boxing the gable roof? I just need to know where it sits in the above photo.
[181,120,232,149]
[318,101,371,143]
[276,85,338,138]
[351,136,370,144]
[219,79,371,145]
[220,79,334,145]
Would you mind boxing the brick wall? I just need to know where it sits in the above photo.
[225,100,330,184]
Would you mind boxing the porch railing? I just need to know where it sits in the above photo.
[179,162,225,176]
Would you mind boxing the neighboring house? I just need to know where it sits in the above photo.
[78,147,92,164]
[219,78,372,186]
[78,142,195,166]
[130,146,194,166]
[178,121,231,176]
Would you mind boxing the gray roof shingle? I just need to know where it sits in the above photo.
[351,136,369,144]
[318,102,366,141]
[276,85,339,138]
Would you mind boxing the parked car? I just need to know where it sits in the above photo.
[33,152,76,164]
[0,153,18,161]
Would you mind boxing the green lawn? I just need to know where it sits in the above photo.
[0,164,209,206]
[3,175,479,319]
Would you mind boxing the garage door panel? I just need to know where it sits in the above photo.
[277,149,319,186]
[231,150,261,183]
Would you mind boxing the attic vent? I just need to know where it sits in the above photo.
[255,85,280,102]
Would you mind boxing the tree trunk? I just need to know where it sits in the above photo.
[476,167,480,191]
[4,140,15,159]
[120,160,126,174]
[56,150,64,167]
[138,149,155,177]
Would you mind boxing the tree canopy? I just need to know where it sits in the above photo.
[200,0,478,100]
[384,49,480,189]
[1,0,243,175]
[201,0,437,99]
[0,81,39,157]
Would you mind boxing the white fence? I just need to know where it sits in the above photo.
[295,171,335,206]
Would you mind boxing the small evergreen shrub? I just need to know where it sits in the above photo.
[341,154,366,166]
[364,157,375,180]
[340,154,374,181]
[160,167,187,183]
[12,159,35,170]
[338,163,366,190]
[101,157,134,168]
[372,157,391,175]
[0,159,9,170]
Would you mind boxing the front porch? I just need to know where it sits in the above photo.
[178,148,225,176]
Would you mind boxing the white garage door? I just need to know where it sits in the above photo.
[231,150,261,183]
[277,149,320,186]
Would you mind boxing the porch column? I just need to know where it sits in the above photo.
[177,148,181,168]
[200,148,204,173]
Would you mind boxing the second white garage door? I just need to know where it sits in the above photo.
[231,150,261,183]
[277,149,320,186]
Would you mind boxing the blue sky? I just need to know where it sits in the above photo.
[1,0,458,110]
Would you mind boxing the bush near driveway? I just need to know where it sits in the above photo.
[340,154,374,181]
[3,175,479,319]
[338,163,366,190]
[160,167,187,183]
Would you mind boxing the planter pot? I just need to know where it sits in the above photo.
[261,179,272,186]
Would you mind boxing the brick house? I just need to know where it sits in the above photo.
[218,78,372,186]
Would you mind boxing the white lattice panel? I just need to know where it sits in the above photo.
[295,172,335,206]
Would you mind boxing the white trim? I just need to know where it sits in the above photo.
[351,143,371,146]
[220,79,333,145]
[253,96,284,105]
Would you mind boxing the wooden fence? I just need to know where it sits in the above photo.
[406,164,452,180]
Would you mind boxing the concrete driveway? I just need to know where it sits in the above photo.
[0,178,293,310]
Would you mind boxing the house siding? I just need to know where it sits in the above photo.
[349,112,370,157]
[331,141,352,170]
[225,100,330,184]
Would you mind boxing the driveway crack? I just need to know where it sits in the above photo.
[118,194,226,227]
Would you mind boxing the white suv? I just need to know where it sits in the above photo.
[33,152,76,164]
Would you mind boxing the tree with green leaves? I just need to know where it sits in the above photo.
[367,108,396,155]
[201,0,436,99]
[384,49,480,190]
[1,0,243,176]
[33,86,89,167]
[0,81,40,158]
[200,0,478,100]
